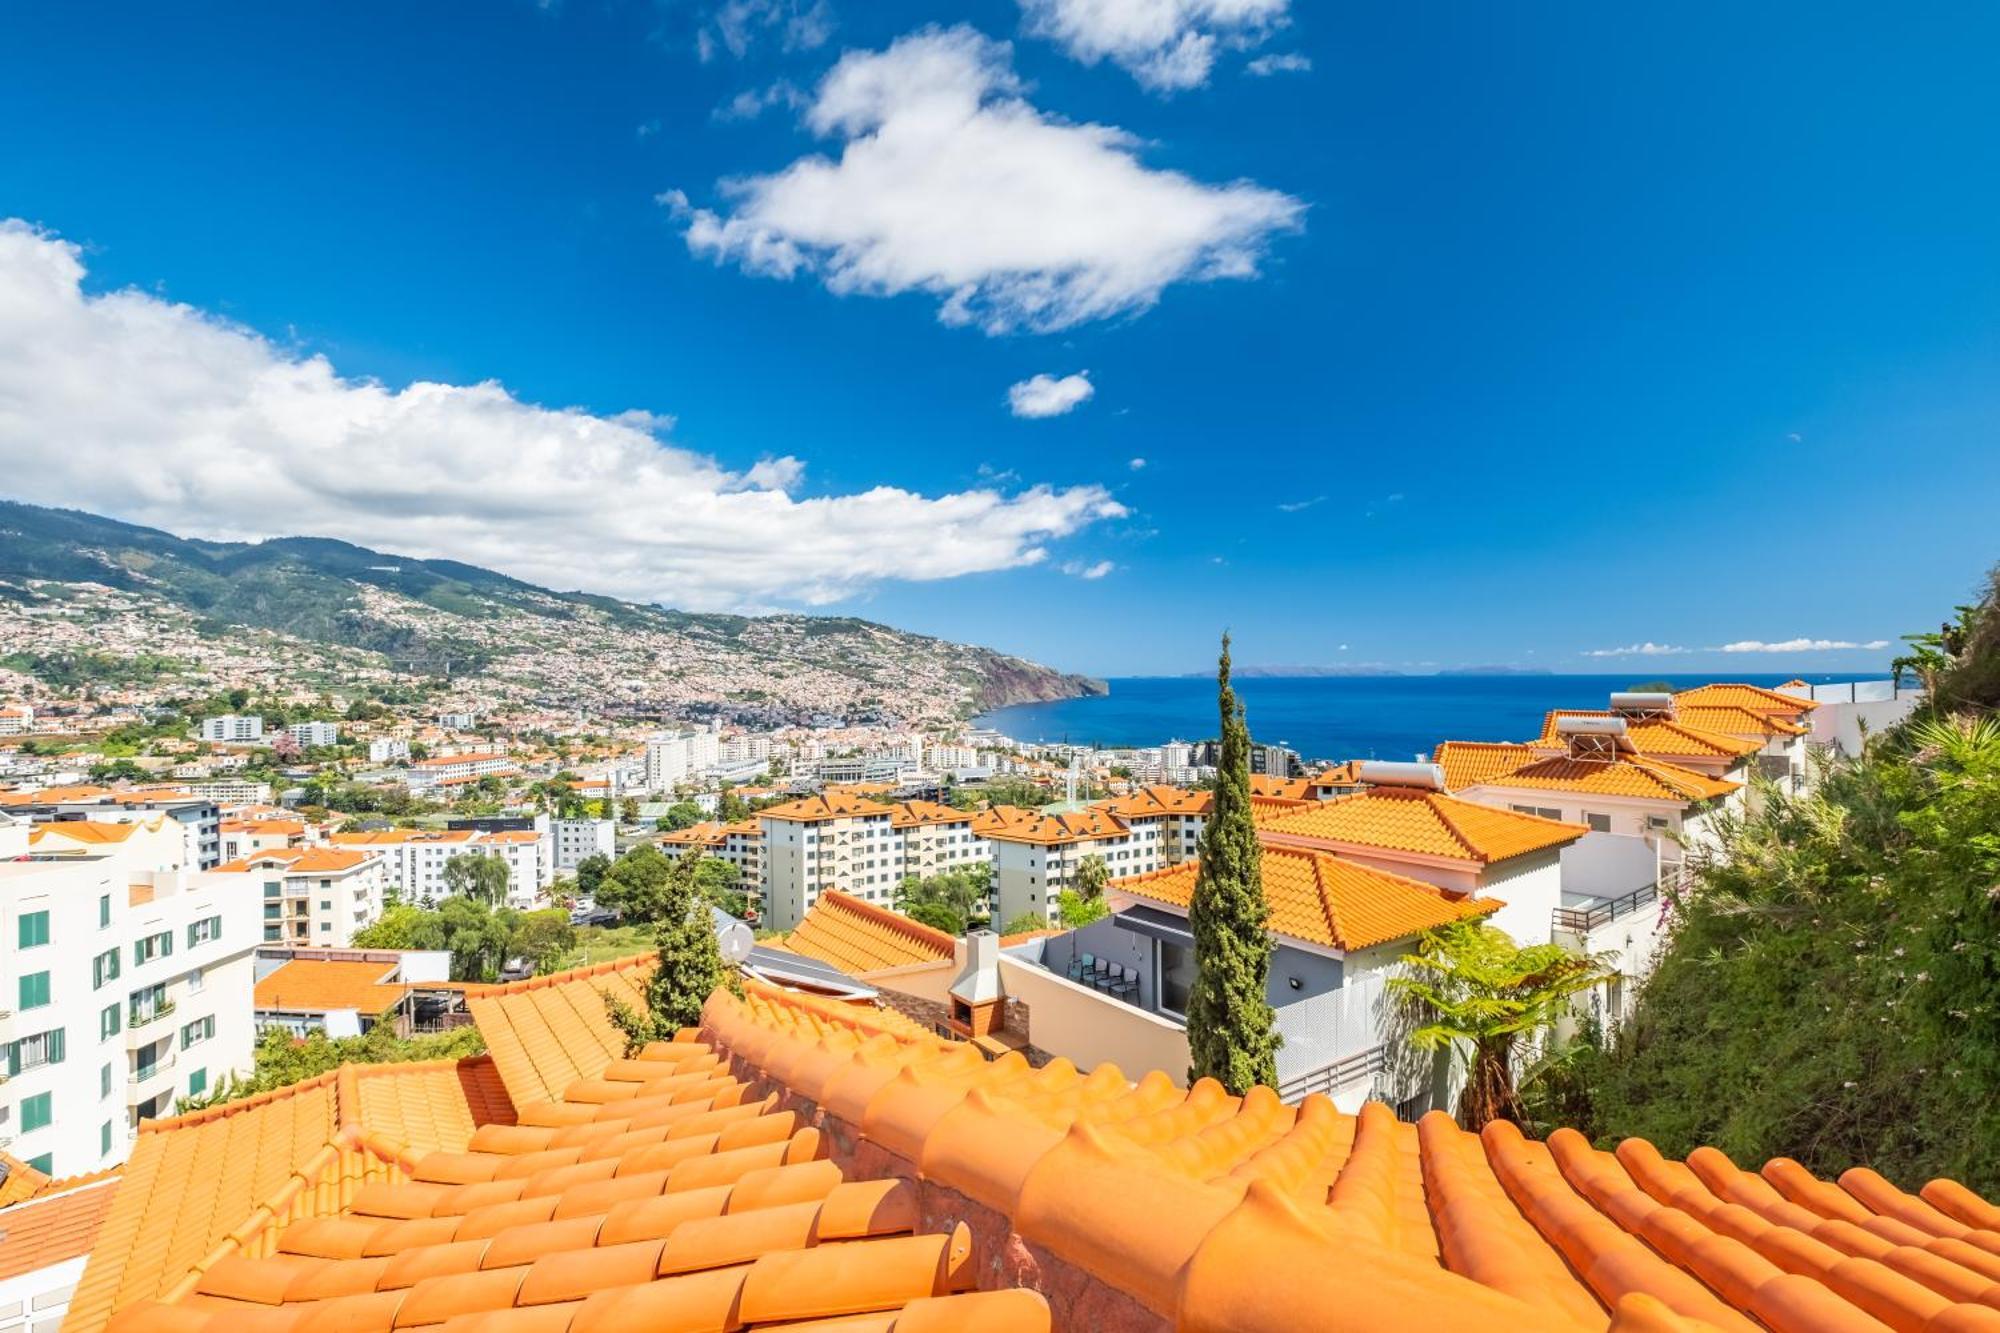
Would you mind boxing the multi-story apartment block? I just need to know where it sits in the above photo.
[643,727,721,793]
[0,703,33,736]
[7,791,222,870]
[887,800,991,881]
[402,752,518,791]
[0,814,257,1177]
[326,827,551,909]
[218,817,308,864]
[368,738,411,764]
[755,791,903,931]
[199,715,264,744]
[209,848,389,948]
[287,721,339,749]
[551,818,615,872]
[435,712,477,731]
[657,819,764,906]
[183,779,272,807]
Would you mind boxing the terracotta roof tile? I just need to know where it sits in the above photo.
[1111,844,1499,951]
[1471,754,1741,803]
[774,890,956,974]
[1676,704,1811,738]
[1536,711,1762,760]
[1259,786,1587,864]
[254,961,409,1015]
[757,792,896,822]
[1432,741,1543,791]
[1675,682,1818,715]
[0,1176,121,1280]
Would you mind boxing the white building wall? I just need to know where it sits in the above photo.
[0,1249,89,1333]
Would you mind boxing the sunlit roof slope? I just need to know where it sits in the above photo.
[774,888,956,973]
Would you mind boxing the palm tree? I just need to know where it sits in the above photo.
[1391,921,1616,1130]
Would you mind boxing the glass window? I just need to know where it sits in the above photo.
[93,948,121,989]
[101,1004,121,1040]
[100,894,112,927]
[19,971,51,1010]
[133,931,173,966]
[1585,813,1612,833]
[6,1029,65,1076]
[1158,941,1197,1019]
[102,1120,114,1155]
[101,1062,113,1098]
[181,1016,215,1049]
[21,1091,53,1132]
[18,910,50,948]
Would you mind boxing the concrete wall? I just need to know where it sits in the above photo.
[995,954,1189,1084]
[1471,850,1564,947]
[1810,695,1921,758]
[1560,832,1660,900]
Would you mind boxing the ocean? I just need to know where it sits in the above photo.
[973,672,1877,765]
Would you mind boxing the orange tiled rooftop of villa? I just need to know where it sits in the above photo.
[58,951,2000,1333]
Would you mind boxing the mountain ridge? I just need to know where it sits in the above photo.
[0,499,1104,723]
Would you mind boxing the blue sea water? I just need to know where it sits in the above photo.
[974,673,1879,766]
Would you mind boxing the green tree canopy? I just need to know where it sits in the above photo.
[1073,853,1110,903]
[893,865,990,936]
[1392,921,1615,1131]
[443,851,511,906]
[1184,634,1280,1095]
[596,843,676,923]
[656,799,706,832]
[574,853,612,900]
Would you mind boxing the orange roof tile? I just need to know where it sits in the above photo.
[979,805,1132,846]
[1249,774,1315,801]
[656,820,726,848]
[1309,761,1367,788]
[1675,682,1818,715]
[1676,703,1811,738]
[463,957,656,1107]
[1473,753,1742,803]
[776,890,956,974]
[67,958,2000,1333]
[1095,784,1210,819]
[0,783,112,806]
[886,799,974,829]
[26,818,143,845]
[1112,844,1498,951]
[0,1149,56,1207]
[1536,711,1761,760]
[1260,786,1587,864]
[254,960,409,1015]
[1433,740,1542,791]
[0,1176,121,1280]
[756,791,896,822]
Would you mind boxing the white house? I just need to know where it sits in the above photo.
[198,715,264,744]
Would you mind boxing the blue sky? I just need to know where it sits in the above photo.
[2,2,1995,677]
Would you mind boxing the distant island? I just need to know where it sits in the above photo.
[1435,666,1555,677]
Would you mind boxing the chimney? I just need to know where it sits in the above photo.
[948,929,1005,1039]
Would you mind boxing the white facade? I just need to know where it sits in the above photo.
[0,703,32,736]
[551,818,616,872]
[0,818,257,1178]
[288,721,339,748]
[368,738,411,764]
[212,852,390,948]
[199,715,264,743]
[404,753,515,790]
[644,727,722,793]
[329,829,551,909]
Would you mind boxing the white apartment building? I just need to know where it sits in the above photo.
[0,814,258,1178]
[288,721,339,749]
[644,727,722,793]
[368,738,411,764]
[888,800,992,882]
[924,744,978,771]
[755,792,903,930]
[658,819,764,895]
[552,818,615,872]
[209,848,390,947]
[403,752,518,791]
[0,703,33,736]
[436,712,477,731]
[199,715,264,744]
[184,779,272,807]
[327,828,551,909]
[218,817,308,863]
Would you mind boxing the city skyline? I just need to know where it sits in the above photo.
[4,2,1997,676]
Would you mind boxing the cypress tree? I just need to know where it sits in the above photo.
[1185,633,1281,1093]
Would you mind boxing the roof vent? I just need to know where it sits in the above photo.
[1355,760,1445,791]
[1609,692,1675,719]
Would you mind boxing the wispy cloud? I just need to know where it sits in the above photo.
[1583,642,1689,658]
[1245,52,1310,76]
[1276,495,1325,513]
[1128,457,1147,470]
[1008,370,1094,418]
[1716,638,1890,653]
[712,80,806,123]
[1060,559,1115,580]
[1020,0,1291,92]
[0,221,1125,612]
[695,0,833,62]
[668,25,1302,334]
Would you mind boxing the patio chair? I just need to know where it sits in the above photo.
[1069,952,1094,981]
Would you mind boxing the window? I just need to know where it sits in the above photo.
[1647,814,1672,830]
[100,1004,121,1040]
[187,967,204,994]
[101,1062,113,1098]
[189,1067,208,1096]
[1585,813,1613,833]
[102,1120,114,1155]
[128,984,168,1026]
[133,931,173,966]
[93,948,121,989]
[181,1015,215,1049]
[18,909,50,949]
[187,915,222,947]
[21,1091,53,1131]
[6,1029,65,1076]
[100,894,112,927]
[19,971,50,1010]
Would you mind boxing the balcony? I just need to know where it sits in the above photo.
[125,999,177,1043]
[1553,881,1660,935]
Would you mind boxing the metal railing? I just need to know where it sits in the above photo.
[1277,1043,1388,1101]
[1553,881,1659,935]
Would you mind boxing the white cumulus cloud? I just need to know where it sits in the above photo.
[668,25,1303,334]
[1008,371,1095,418]
[1716,638,1890,653]
[1244,52,1310,76]
[1060,559,1115,579]
[1020,0,1290,91]
[1583,642,1689,658]
[0,221,1124,611]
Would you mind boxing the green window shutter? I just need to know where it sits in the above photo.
[22,1091,53,1131]
[20,971,51,1009]
[19,910,50,948]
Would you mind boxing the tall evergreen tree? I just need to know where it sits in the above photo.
[1185,634,1280,1093]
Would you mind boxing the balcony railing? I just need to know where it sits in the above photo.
[131,1049,177,1088]
[1553,881,1659,935]
[1276,1043,1388,1102]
